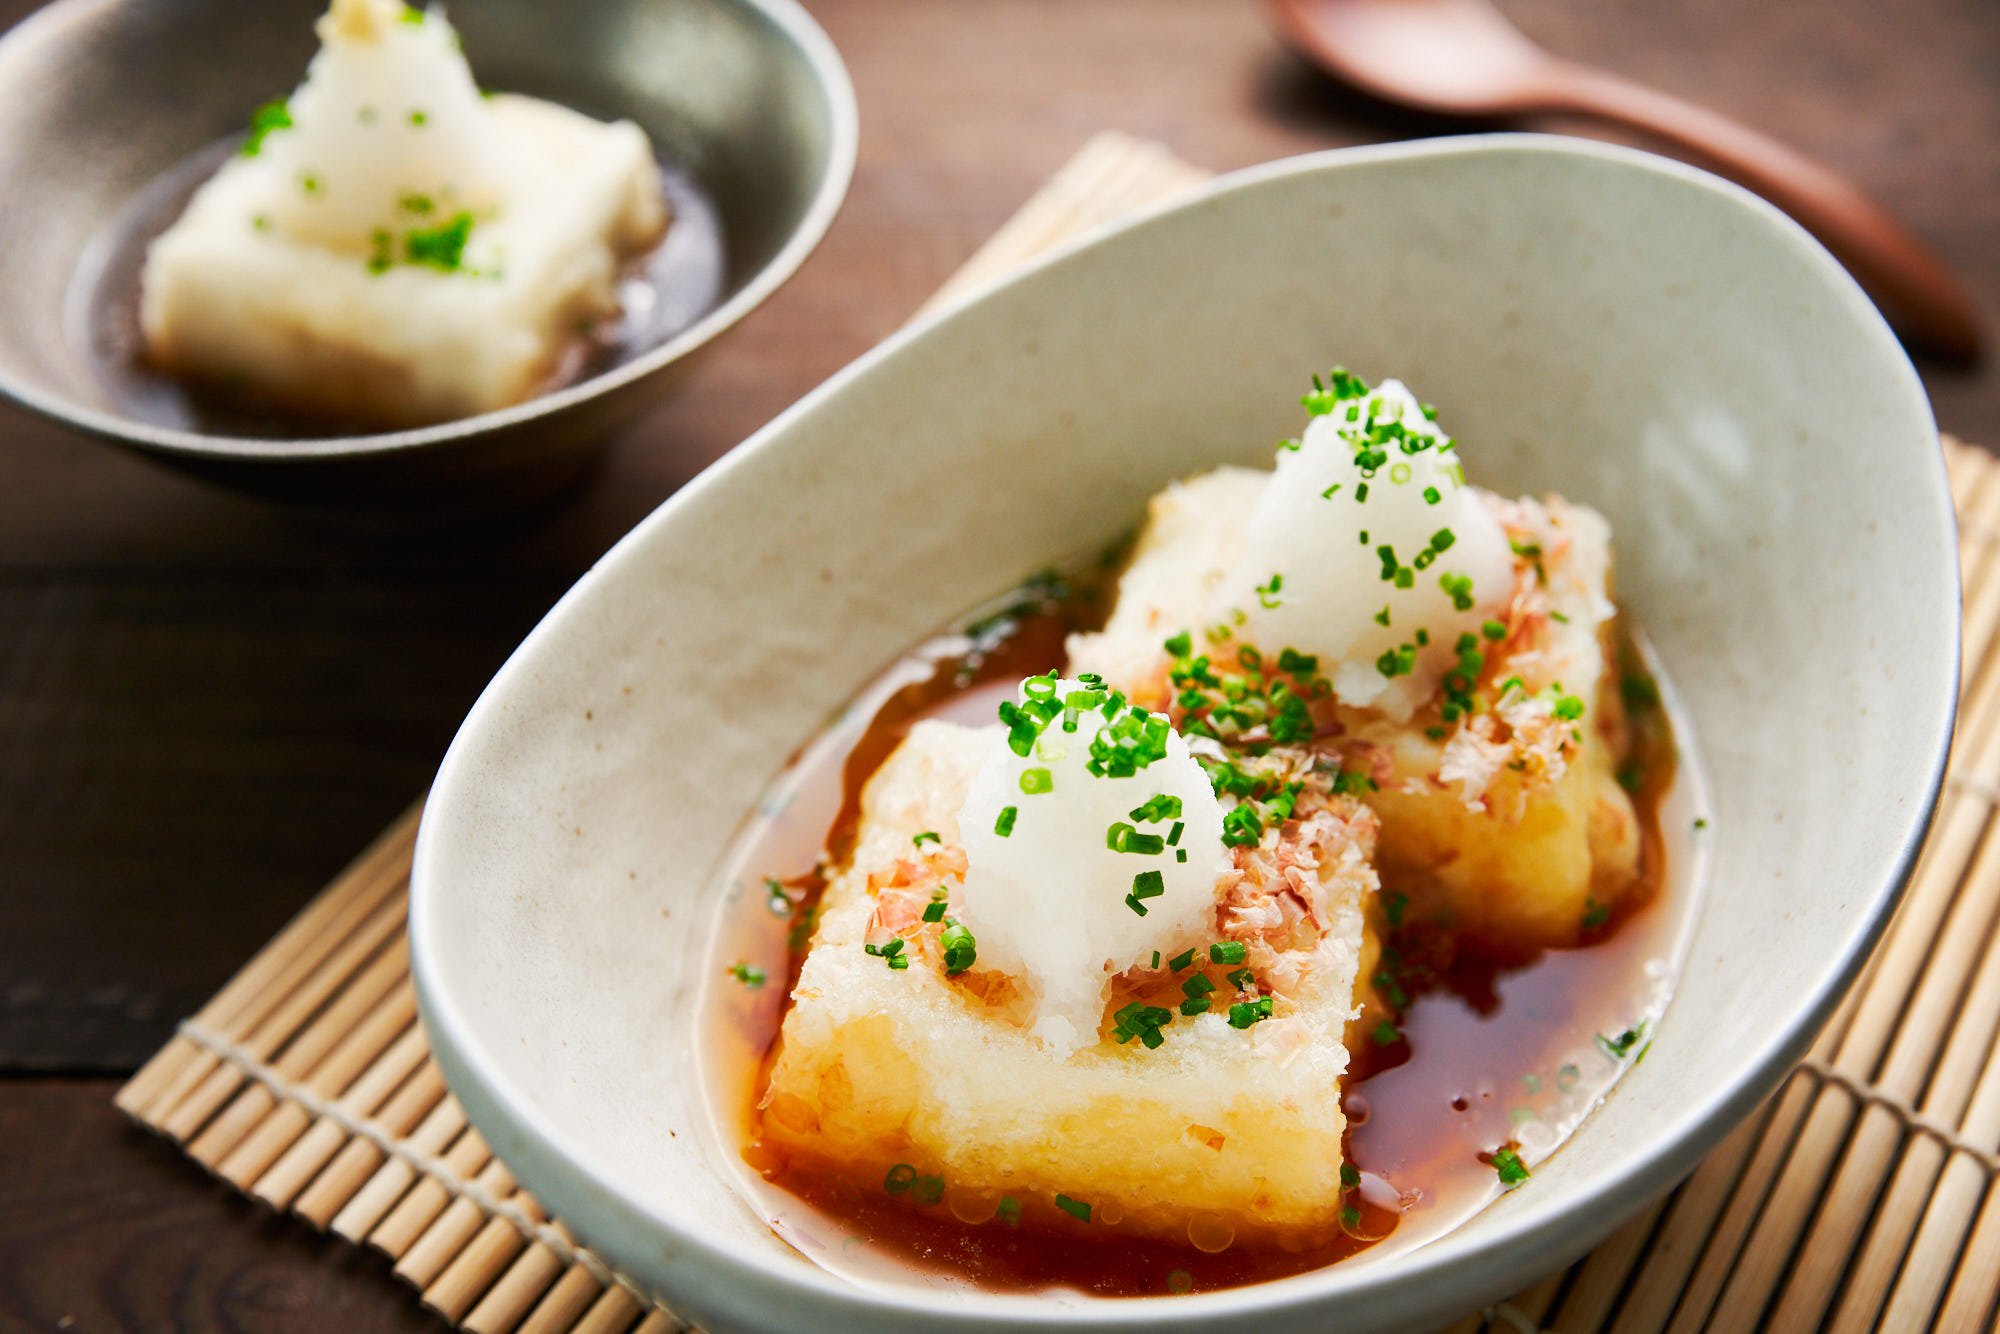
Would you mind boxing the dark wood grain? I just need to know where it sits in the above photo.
[0,0,1994,1325]
[0,1080,441,1331]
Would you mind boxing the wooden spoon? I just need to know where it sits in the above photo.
[1265,0,1984,361]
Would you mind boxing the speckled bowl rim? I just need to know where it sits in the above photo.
[411,134,1958,1329]
[0,0,857,464]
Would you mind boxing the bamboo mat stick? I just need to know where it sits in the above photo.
[568,1286,645,1334]
[394,1159,520,1285]
[464,1238,570,1334]
[1936,1189,2000,1330]
[217,983,419,1187]
[331,1090,466,1241]
[425,1207,541,1322]
[515,1263,607,1334]
[113,133,2000,1334]
[252,1022,430,1210]
[369,1124,496,1258]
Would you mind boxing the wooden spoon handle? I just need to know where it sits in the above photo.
[1549,62,1982,362]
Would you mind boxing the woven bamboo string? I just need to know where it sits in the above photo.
[114,133,2000,1333]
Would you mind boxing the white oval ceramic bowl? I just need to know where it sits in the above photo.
[410,135,1957,1333]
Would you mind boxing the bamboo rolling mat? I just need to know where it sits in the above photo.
[118,132,1999,1333]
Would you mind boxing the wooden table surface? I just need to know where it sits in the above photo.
[0,0,1993,1327]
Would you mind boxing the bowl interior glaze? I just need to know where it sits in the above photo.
[411,137,1956,1333]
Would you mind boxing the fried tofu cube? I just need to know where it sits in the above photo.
[1069,468,1641,951]
[759,721,1379,1248]
[140,95,666,428]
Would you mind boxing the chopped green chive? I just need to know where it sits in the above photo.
[1340,1163,1362,1189]
[921,900,946,923]
[241,99,293,156]
[912,830,940,848]
[1111,1000,1175,1047]
[1597,1022,1649,1062]
[1169,947,1197,972]
[996,1196,1021,1226]
[1582,898,1609,930]
[884,1163,917,1195]
[1330,768,1377,796]
[995,805,1018,837]
[1220,804,1264,847]
[1209,941,1247,965]
[726,961,766,988]
[1492,1148,1530,1187]
[1256,573,1284,609]
[1482,619,1508,641]
[1371,1020,1400,1046]
[864,938,909,970]
[1019,767,1053,794]
[939,922,977,975]
[402,211,476,272]
[1227,997,1274,1029]
[1106,821,1167,855]
[1055,1194,1092,1222]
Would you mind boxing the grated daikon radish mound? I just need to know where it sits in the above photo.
[139,0,668,428]
[1068,372,1641,949]
[760,691,1381,1248]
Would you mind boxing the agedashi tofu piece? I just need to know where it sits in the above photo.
[1070,453,1641,951]
[760,716,1381,1248]
[139,0,667,428]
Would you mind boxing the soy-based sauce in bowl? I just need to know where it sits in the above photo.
[697,569,1704,1298]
